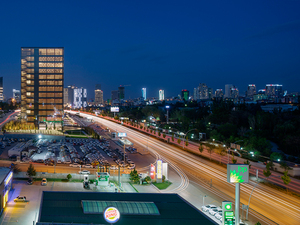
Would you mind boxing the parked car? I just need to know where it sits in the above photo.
[41,178,47,186]
[209,207,222,216]
[79,170,90,175]
[215,212,222,220]
[83,164,93,168]
[201,204,217,212]
[27,178,33,185]
[14,196,26,202]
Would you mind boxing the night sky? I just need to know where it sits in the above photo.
[1,0,300,100]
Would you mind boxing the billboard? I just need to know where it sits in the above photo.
[110,107,119,112]
[150,164,156,179]
[156,160,162,180]
[227,164,249,183]
[118,133,127,137]
[103,207,120,224]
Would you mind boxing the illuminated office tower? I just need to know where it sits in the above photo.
[0,77,3,102]
[118,86,125,100]
[95,84,103,106]
[247,84,256,97]
[21,47,64,126]
[142,88,146,100]
[265,84,283,98]
[159,90,164,100]
[215,89,224,98]
[181,89,189,101]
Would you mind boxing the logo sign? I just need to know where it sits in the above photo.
[156,160,162,179]
[222,201,233,225]
[118,133,127,137]
[150,164,156,179]
[227,164,249,183]
[103,207,120,223]
[110,107,119,112]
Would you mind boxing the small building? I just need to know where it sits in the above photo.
[37,191,216,225]
[270,161,300,177]
[0,167,13,216]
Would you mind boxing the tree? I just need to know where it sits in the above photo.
[231,152,237,164]
[199,144,204,154]
[67,174,72,180]
[244,160,251,169]
[280,161,293,172]
[281,171,291,193]
[27,164,36,178]
[158,131,161,137]
[177,139,181,144]
[255,222,261,225]
[263,168,271,180]
[266,161,274,170]
[205,143,215,161]
[144,176,151,184]
[162,175,166,182]
[172,134,174,142]
[185,139,189,147]
[130,169,140,183]
[163,133,166,138]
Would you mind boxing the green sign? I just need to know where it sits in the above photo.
[227,164,249,183]
[222,201,234,225]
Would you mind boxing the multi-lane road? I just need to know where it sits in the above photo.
[68,111,300,225]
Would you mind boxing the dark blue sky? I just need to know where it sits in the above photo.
[1,0,300,100]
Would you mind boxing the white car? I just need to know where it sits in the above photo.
[201,204,217,212]
[83,164,93,168]
[209,207,222,216]
[41,178,47,186]
[79,170,90,175]
[14,196,26,202]
[70,163,81,167]
[215,211,222,220]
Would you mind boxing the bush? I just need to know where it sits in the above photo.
[67,174,72,180]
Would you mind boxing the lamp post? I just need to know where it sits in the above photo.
[183,129,197,149]
[165,106,170,124]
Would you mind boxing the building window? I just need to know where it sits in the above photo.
[47,49,55,55]
[55,49,63,55]
[39,49,47,55]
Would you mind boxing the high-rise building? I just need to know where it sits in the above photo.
[215,89,224,98]
[247,84,256,98]
[230,87,239,99]
[73,88,87,108]
[95,84,103,106]
[142,88,146,100]
[118,86,125,100]
[198,83,209,99]
[225,84,233,98]
[181,89,189,101]
[265,84,283,98]
[159,90,164,101]
[21,47,64,125]
[208,88,213,99]
[0,77,3,102]
[193,88,198,100]
[13,89,21,103]
[64,85,76,107]
[111,90,118,101]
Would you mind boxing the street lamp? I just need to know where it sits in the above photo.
[165,106,170,124]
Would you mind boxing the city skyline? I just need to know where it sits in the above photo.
[0,1,300,100]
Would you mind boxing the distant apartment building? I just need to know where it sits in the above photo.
[142,88,146,100]
[13,89,21,103]
[0,77,3,102]
[230,87,239,99]
[193,83,211,100]
[265,84,283,98]
[247,84,256,98]
[208,88,213,99]
[95,84,103,106]
[225,84,233,98]
[181,89,189,101]
[215,89,224,98]
[159,90,164,100]
[21,47,64,126]
[64,85,76,107]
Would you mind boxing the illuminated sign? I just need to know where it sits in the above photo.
[156,160,162,179]
[227,164,249,183]
[222,201,234,225]
[118,133,127,137]
[3,190,8,208]
[4,172,13,186]
[110,107,119,112]
[150,164,156,180]
[103,207,120,223]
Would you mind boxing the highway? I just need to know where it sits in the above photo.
[68,111,300,225]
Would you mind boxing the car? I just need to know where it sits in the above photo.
[14,196,26,202]
[79,170,90,175]
[110,165,118,170]
[41,178,47,186]
[27,178,33,185]
[215,212,222,220]
[127,165,135,170]
[209,207,222,216]
[201,204,217,212]
[83,164,93,168]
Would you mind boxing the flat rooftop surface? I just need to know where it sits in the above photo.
[38,191,216,225]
